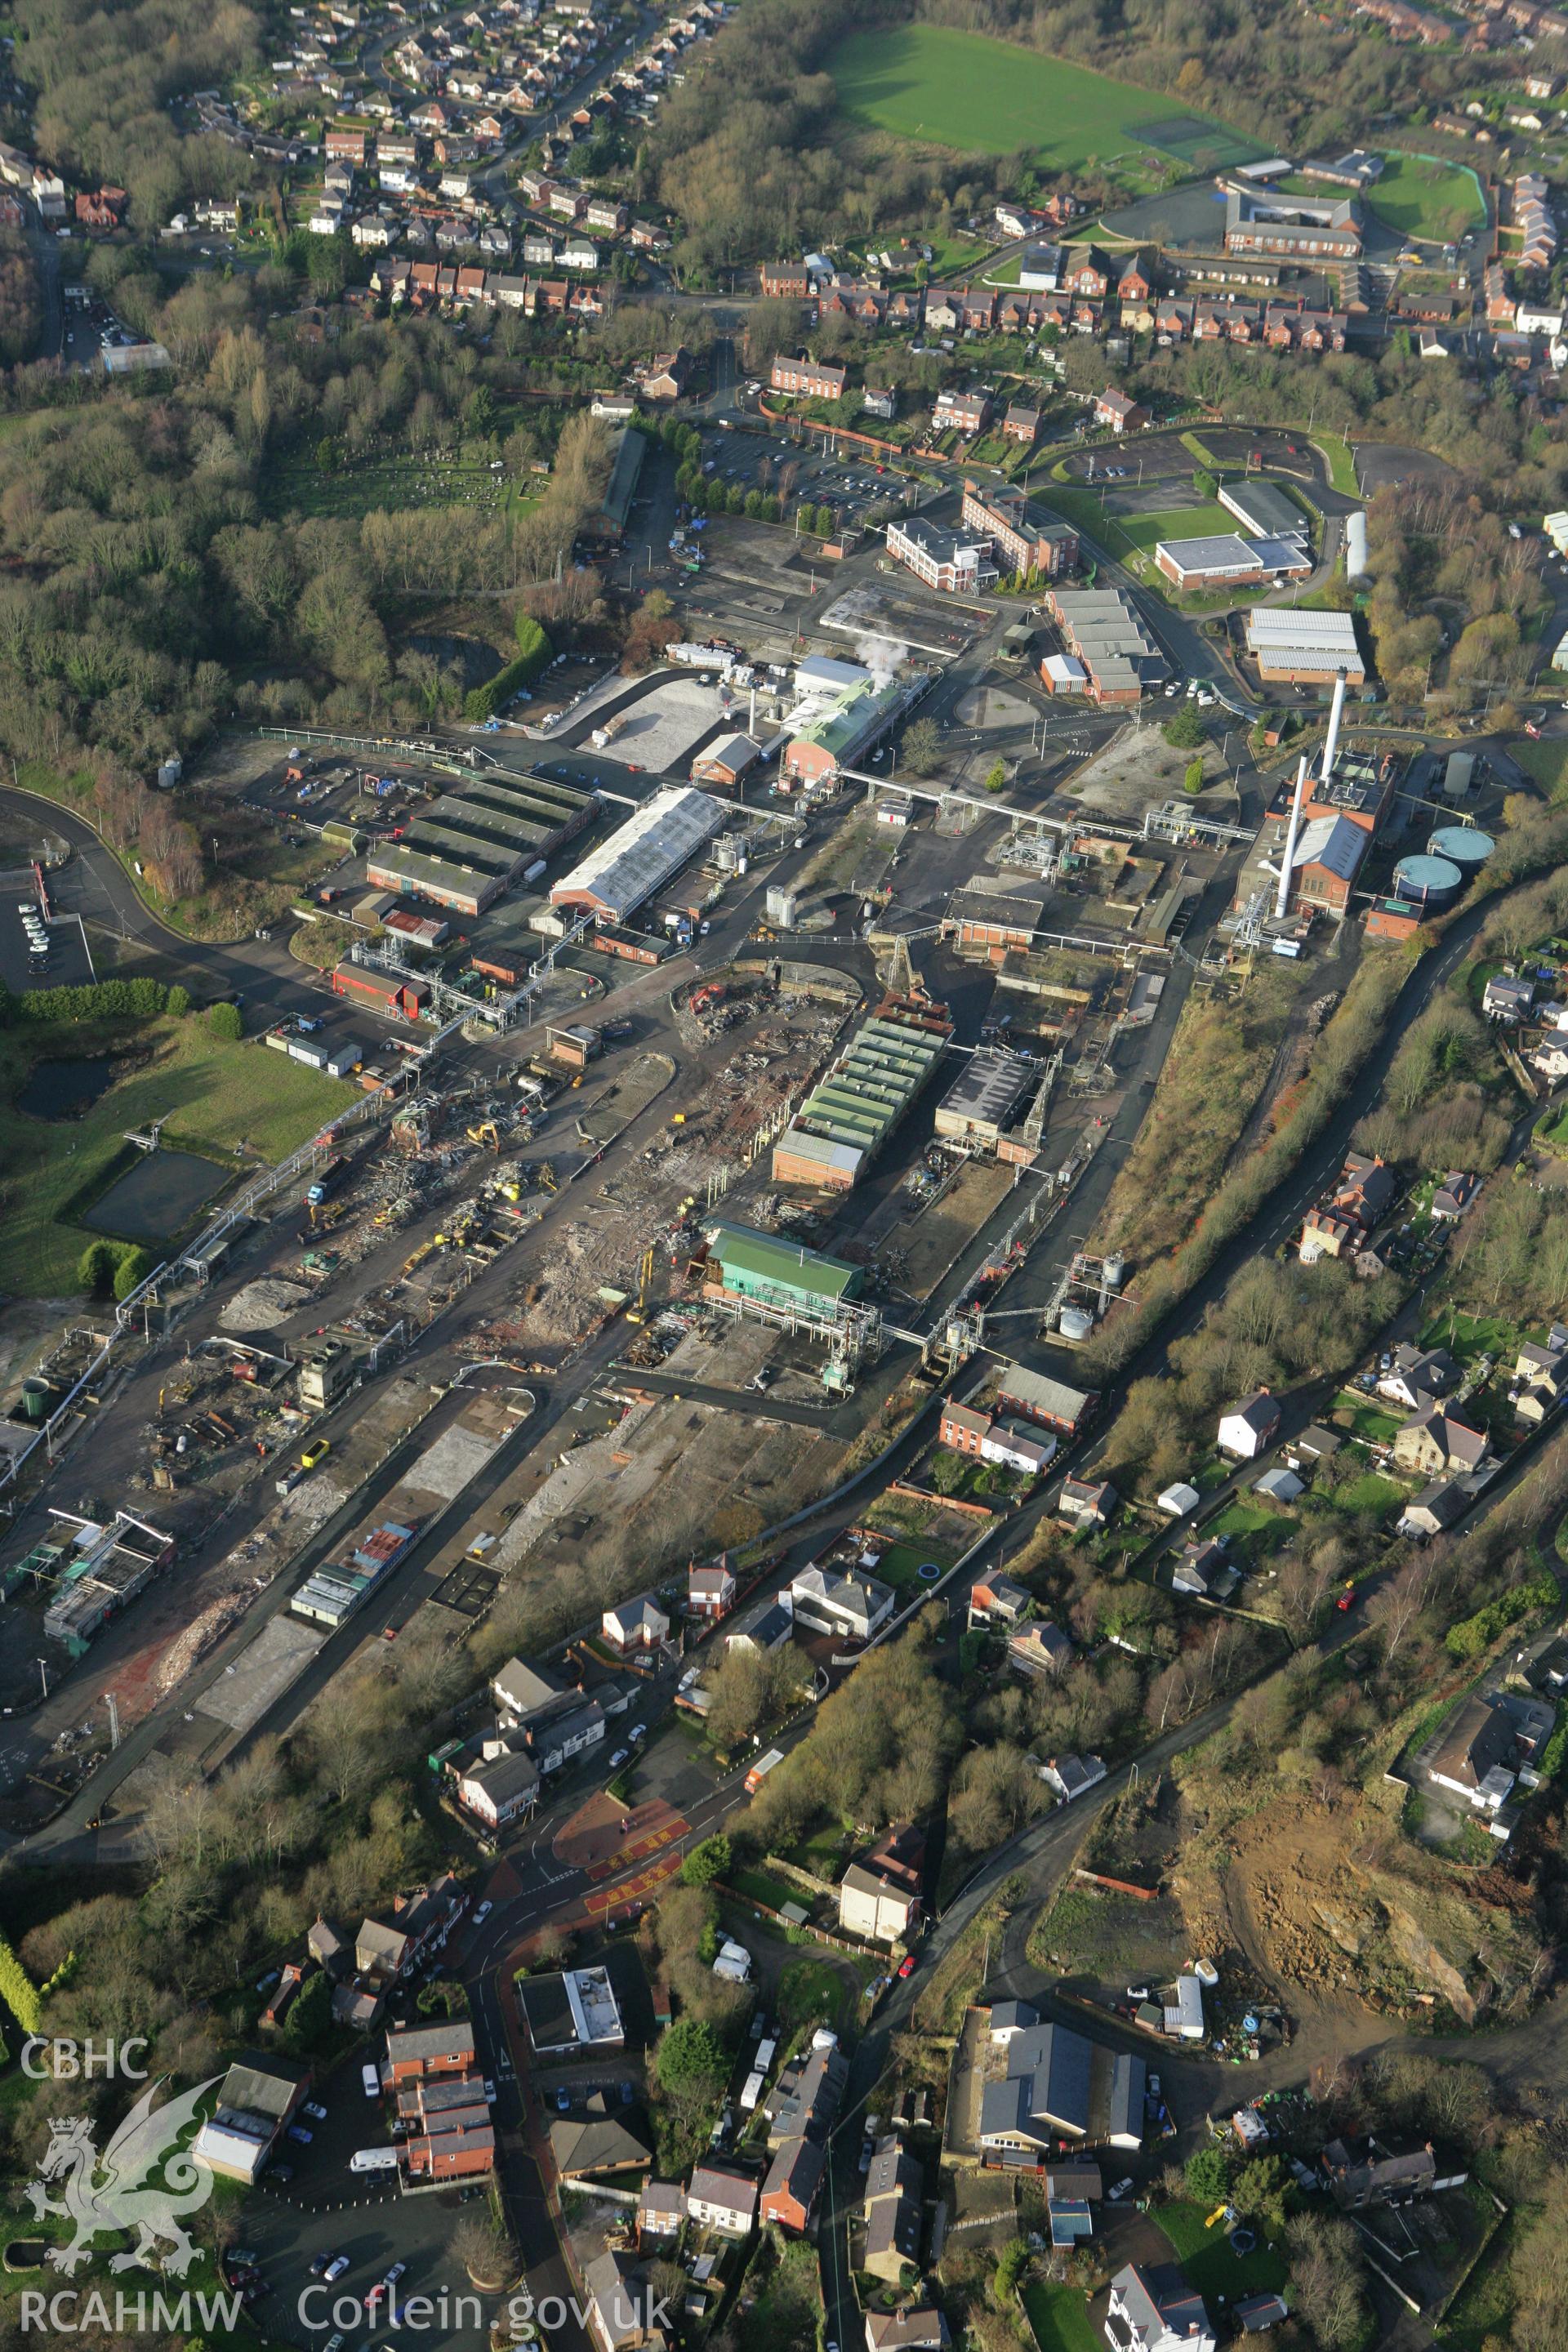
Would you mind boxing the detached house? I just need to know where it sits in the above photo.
[1105,2264,1216,2352]
[1377,1343,1457,1410]
[1095,387,1148,434]
[1008,1620,1075,1678]
[1058,1476,1116,1528]
[968,1570,1030,1628]
[1392,1406,1487,1479]
[790,1564,894,1642]
[688,1560,737,1619]
[838,1823,925,1944]
[1217,1389,1281,1461]
[1319,2133,1468,2208]
[603,1593,670,1653]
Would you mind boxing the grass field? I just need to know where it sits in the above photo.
[1022,2282,1102,2352]
[1157,2198,1290,2300]
[1365,151,1486,245]
[1332,1471,1407,1520]
[266,453,540,523]
[1207,1498,1298,1560]
[0,1017,350,1294]
[726,1866,808,1914]
[1331,1391,1402,1443]
[1515,737,1568,803]
[829,25,1258,176]
[1042,485,1236,557]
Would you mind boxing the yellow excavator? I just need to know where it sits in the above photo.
[535,1160,558,1194]
[625,1244,656,1325]
[467,1120,502,1152]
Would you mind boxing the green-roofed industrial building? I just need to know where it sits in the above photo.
[367,768,598,916]
[702,1222,863,1320]
[773,996,952,1190]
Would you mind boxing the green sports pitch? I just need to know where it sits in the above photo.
[829,25,1263,175]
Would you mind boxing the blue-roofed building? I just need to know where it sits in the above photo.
[1049,2198,1094,2246]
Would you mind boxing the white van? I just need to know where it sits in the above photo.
[361,2063,381,2100]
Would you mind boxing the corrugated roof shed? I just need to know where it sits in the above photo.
[550,786,724,920]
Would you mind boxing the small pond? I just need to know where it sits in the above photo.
[16,1058,118,1120]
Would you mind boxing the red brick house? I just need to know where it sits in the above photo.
[688,1561,737,1619]
[385,2020,477,2086]
[761,2136,826,2233]
[1065,249,1109,296]
[760,262,811,297]
[940,1402,989,1455]
[771,352,847,400]
[1094,388,1147,434]
[325,123,368,163]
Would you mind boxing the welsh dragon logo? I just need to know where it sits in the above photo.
[25,2076,220,2276]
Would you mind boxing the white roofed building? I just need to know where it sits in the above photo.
[550,786,724,922]
[1246,607,1365,684]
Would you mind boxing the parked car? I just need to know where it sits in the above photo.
[473,1900,492,1928]
[324,2255,350,2283]
[302,2101,327,2122]
[285,2124,313,2145]
[897,1953,917,1980]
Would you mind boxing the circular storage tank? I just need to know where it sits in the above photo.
[20,1378,51,1423]
[1058,1305,1094,1343]
[1392,853,1463,910]
[1102,1252,1126,1293]
[1427,825,1494,873]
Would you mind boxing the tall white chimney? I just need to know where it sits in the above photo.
[1275,755,1310,921]
[1320,668,1348,783]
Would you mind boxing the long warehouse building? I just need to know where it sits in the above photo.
[773,992,953,1191]
[1245,608,1365,685]
[367,769,599,916]
[550,786,724,922]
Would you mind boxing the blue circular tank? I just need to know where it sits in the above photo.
[1393,853,1464,908]
[1427,825,1494,871]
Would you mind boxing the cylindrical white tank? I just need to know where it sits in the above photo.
[1058,1305,1094,1342]
[1345,511,1369,580]
[1102,1253,1125,1291]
